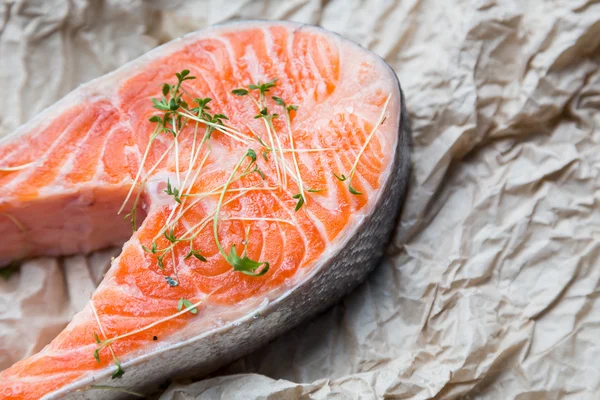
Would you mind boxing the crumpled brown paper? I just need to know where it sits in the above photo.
[1,0,599,398]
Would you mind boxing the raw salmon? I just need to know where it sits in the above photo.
[0,21,411,399]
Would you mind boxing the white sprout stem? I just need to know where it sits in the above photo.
[170,248,178,278]
[0,161,34,172]
[177,111,251,145]
[278,147,337,153]
[284,111,304,202]
[119,130,160,214]
[268,119,288,190]
[213,154,249,257]
[225,216,295,226]
[349,95,391,183]
[183,186,277,197]
[172,116,181,185]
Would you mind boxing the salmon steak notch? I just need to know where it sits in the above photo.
[0,20,411,399]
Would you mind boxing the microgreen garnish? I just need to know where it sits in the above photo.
[307,188,323,193]
[348,186,363,195]
[232,88,249,96]
[163,228,178,244]
[225,244,269,276]
[142,242,157,254]
[177,298,198,314]
[334,173,347,181]
[112,360,125,379]
[292,193,305,211]
[164,179,182,203]
[185,248,207,262]
[248,78,278,96]
[156,255,165,270]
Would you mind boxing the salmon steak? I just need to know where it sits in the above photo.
[0,20,410,399]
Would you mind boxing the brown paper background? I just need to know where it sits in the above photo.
[1,0,599,398]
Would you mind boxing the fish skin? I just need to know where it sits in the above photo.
[0,20,412,399]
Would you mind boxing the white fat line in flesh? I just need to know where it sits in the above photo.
[141,140,176,182]
[214,36,245,93]
[92,123,121,182]
[304,43,329,99]
[349,95,391,182]
[285,29,307,99]
[177,190,253,241]
[266,191,320,267]
[52,114,108,186]
[2,111,83,193]
[89,300,121,370]
[261,26,294,93]
[315,36,337,84]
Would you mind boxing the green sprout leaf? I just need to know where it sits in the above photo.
[177,298,198,314]
[93,348,101,363]
[307,188,322,193]
[152,98,170,111]
[247,149,257,162]
[185,248,207,262]
[272,96,285,106]
[348,185,362,195]
[164,179,181,203]
[232,88,249,96]
[225,245,269,276]
[111,360,124,379]
[333,173,347,181]
[142,242,157,254]
[292,193,305,211]
[163,228,178,244]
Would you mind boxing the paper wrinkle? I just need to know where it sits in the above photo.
[1,0,600,398]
